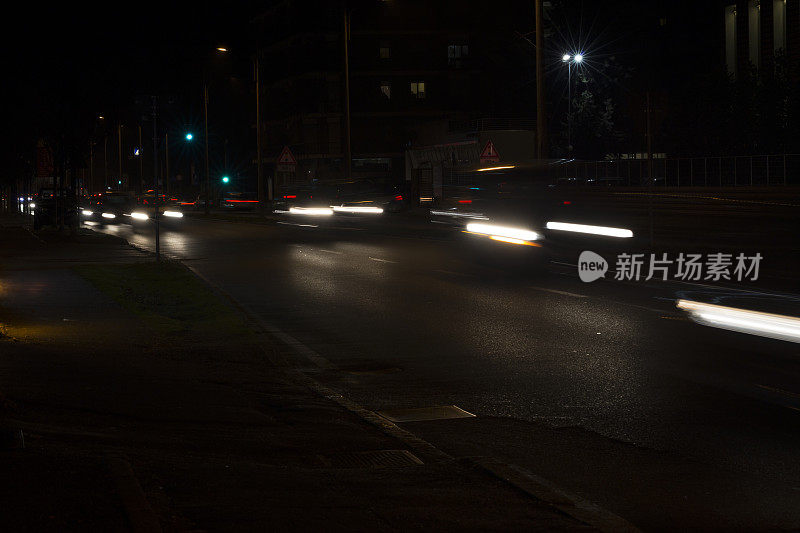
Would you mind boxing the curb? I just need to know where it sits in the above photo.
[467,457,640,533]
[181,261,638,531]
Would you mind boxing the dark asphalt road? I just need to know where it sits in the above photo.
[90,211,800,531]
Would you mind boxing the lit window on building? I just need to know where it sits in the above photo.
[773,0,786,53]
[380,81,391,99]
[724,5,737,76]
[379,43,390,59]
[448,44,469,66]
[410,81,426,99]
[748,0,760,69]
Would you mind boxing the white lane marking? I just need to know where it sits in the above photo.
[369,257,398,264]
[433,269,476,277]
[319,249,343,255]
[277,221,319,228]
[755,383,800,400]
[528,286,588,298]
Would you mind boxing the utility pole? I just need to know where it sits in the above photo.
[255,52,266,206]
[535,0,547,159]
[343,7,352,179]
[647,91,654,249]
[138,124,143,194]
[104,136,108,190]
[89,141,94,193]
[164,132,170,195]
[204,83,210,214]
[152,96,161,262]
[117,123,123,189]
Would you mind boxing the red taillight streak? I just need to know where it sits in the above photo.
[458,199,472,204]
[225,199,259,203]
[394,195,403,201]
[563,201,571,205]
[283,195,297,199]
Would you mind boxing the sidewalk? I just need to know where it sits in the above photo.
[0,221,598,531]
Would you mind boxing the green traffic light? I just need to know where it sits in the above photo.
[222,176,230,184]
[185,133,193,141]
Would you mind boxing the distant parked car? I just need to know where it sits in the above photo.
[33,187,78,230]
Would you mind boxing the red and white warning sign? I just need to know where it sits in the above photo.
[277,145,297,166]
[479,140,500,163]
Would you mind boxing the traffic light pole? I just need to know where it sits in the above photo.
[204,83,210,214]
[152,96,161,262]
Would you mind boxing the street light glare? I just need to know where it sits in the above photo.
[562,54,571,61]
[185,133,194,141]
[217,47,229,52]
[574,54,584,63]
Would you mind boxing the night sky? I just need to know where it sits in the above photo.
[2,2,259,175]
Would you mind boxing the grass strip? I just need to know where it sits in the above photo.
[75,262,252,342]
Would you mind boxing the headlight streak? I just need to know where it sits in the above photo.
[131,212,149,220]
[332,205,384,214]
[430,209,489,220]
[101,213,116,219]
[81,210,93,216]
[476,165,515,172]
[465,222,539,242]
[163,210,184,218]
[677,299,800,343]
[289,207,334,216]
[489,235,540,246]
[545,221,633,238]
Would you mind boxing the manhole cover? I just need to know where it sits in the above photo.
[377,405,476,423]
[317,449,423,468]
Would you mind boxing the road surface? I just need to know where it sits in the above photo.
[90,213,800,531]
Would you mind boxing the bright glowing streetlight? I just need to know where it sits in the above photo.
[221,175,230,184]
[562,52,585,153]
[185,133,194,141]
[216,47,228,52]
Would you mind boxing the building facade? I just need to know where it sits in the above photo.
[254,0,538,197]
[723,0,800,77]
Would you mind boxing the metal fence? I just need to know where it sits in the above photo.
[557,154,800,187]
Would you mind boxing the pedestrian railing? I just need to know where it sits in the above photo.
[557,154,800,187]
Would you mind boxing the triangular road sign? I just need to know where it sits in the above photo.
[479,140,500,162]
[277,145,297,165]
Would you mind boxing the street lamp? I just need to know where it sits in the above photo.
[209,45,266,208]
[185,132,194,141]
[221,175,230,184]
[562,52,585,154]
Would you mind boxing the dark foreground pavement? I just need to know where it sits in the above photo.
[0,222,605,531]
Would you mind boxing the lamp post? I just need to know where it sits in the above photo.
[214,45,266,208]
[562,52,583,154]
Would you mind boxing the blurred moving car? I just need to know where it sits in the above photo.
[221,191,259,210]
[135,190,185,222]
[82,191,135,225]
[332,179,408,214]
[273,179,408,215]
